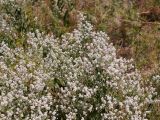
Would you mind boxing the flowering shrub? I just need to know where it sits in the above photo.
[152,75,160,96]
[0,13,156,120]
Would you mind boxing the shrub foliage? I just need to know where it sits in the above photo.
[0,13,157,120]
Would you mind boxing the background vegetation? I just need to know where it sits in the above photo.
[1,0,160,74]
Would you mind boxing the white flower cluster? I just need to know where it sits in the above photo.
[153,75,160,83]
[0,13,12,33]
[0,13,156,119]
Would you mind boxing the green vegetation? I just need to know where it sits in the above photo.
[0,0,160,119]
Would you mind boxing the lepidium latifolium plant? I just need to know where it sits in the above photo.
[0,13,157,120]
